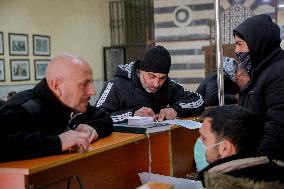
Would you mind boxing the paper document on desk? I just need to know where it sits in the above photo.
[128,116,154,126]
[161,119,201,129]
[139,172,204,189]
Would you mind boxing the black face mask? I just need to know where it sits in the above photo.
[235,52,252,74]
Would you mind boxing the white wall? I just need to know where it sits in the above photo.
[0,0,110,102]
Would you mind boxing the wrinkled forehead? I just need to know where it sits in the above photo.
[73,63,93,76]
[141,70,167,78]
[64,62,93,83]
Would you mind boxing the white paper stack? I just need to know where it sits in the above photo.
[127,116,154,126]
[162,119,201,129]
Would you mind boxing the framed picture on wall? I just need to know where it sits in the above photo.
[0,32,3,55]
[33,35,50,56]
[9,33,29,56]
[103,47,126,81]
[10,59,30,81]
[0,59,5,81]
[34,59,50,80]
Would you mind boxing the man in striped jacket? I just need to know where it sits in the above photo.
[96,46,204,123]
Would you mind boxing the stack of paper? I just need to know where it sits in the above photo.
[128,116,154,126]
[113,122,170,134]
[162,119,201,129]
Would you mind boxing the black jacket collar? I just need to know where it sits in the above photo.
[33,79,71,116]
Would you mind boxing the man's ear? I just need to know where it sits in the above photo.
[219,139,237,158]
[49,78,62,97]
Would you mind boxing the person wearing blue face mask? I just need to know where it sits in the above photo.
[194,105,284,188]
[233,14,284,161]
[194,105,262,172]
[194,137,224,171]
[196,56,240,107]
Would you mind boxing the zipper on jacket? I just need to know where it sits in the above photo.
[67,112,83,130]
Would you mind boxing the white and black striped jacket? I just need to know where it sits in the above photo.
[96,61,204,123]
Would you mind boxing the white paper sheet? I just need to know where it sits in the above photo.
[128,116,154,125]
[138,172,204,189]
[162,119,201,129]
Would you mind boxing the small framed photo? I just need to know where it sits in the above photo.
[0,32,3,55]
[103,47,126,81]
[33,35,50,56]
[0,59,5,81]
[9,33,29,56]
[10,59,30,81]
[34,59,50,80]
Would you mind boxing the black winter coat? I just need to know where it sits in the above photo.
[234,14,284,160]
[196,71,239,106]
[0,79,113,162]
[95,61,204,123]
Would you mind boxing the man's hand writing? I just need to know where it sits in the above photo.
[134,107,155,117]
[156,108,177,121]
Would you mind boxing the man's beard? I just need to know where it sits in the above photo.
[139,73,159,93]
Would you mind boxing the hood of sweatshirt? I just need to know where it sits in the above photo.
[233,14,281,70]
[114,61,138,79]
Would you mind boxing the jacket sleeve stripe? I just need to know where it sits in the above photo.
[96,82,113,107]
[179,94,204,109]
[111,112,132,123]
[118,61,134,79]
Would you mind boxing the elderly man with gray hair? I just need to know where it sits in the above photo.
[0,54,112,162]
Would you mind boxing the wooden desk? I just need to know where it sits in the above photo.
[0,127,199,189]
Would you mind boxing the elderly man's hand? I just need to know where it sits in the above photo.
[156,108,177,121]
[134,107,155,117]
[59,130,91,153]
[75,124,98,143]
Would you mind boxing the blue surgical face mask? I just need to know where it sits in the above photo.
[235,52,252,74]
[223,56,238,81]
[194,138,224,171]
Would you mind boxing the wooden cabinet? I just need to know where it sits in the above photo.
[0,127,199,189]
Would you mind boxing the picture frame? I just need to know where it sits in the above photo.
[34,59,50,80]
[0,32,3,55]
[103,46,126,81]
[10,59,30,81]
[33,35,50,56]
[9,33,29,56]
[0,59,5,81]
